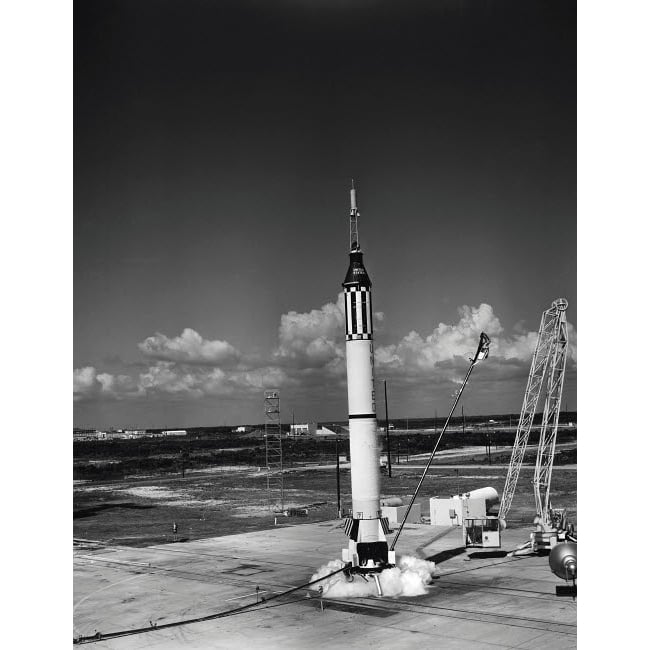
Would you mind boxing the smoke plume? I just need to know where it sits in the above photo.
[310,556,436,598]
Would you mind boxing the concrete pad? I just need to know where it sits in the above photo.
[74,521,576,648]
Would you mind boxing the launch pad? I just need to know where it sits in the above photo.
[72,183,577,647]
[74,520,576,649]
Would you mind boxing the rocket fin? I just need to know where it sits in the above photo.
[343,517,360,541]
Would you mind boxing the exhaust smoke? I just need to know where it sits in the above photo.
[310,556,436,598]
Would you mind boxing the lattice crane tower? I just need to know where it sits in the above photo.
[534,299,569,527]
[264,389,284,511]
[498,299,569,526]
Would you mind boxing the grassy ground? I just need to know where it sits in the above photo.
[73,459,576,548]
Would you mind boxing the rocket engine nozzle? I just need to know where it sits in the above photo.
[345,540,395,574]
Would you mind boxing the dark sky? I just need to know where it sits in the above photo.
[74,0,576,428]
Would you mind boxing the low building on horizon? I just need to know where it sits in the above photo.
[163,429,187,437]
[288,422,317,437]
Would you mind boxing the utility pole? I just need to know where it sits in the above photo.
[462,405,465,434]
[384,380,392,478]
[335,435,341,517]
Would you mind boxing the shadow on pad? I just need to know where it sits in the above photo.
[467,550,509,559]
[425,547,467,564]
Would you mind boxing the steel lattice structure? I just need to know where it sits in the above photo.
[534,299,569,525]
[264,389,284,511]
[349,179,360,252]
[498,299,569,523]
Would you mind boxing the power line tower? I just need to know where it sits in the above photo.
[264,389,284,511]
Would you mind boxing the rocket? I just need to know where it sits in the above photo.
[341,182,395,573]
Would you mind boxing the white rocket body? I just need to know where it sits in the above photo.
[341,185,394,571]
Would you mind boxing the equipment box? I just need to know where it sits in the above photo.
[464,517,501,548]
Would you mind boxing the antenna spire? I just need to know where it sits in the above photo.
[350,180,360,252]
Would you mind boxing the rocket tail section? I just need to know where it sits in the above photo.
[343,516,391,542]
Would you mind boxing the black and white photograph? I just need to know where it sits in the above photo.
[69,0,588,647]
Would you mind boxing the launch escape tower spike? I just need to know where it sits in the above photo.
[349,179,360,253]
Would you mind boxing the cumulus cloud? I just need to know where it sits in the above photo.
[138,328,241,365]
[74,300,576,406]
[272,293,388,384]
[138,362,207,398]
[96,372,143,398]
[74,362,298,403]
[274,293,345,368]
[375,304,504,375]
[229,367,295,391]
[74,366,97,401]
[375,303,576,385]
[74,366,143,401]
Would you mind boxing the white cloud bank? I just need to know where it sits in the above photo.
[74,300,576,404]
[74,366,143,401]
[138,328,241,365]
[375,303,576,381]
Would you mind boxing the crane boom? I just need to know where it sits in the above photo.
[498,299,569,524]
[534,299,569,525]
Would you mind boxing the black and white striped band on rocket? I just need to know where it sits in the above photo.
[343,516,391,540]
[344,286,373,340]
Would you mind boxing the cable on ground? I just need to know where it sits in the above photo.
[73,566,345,644]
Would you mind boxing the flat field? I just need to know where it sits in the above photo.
[73,457,576,547]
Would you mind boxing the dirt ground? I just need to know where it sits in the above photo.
[73,459,576,547]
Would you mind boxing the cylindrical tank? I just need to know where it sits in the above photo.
[380,497,403,507]
[461,486,499,509]
[549,542,577,581]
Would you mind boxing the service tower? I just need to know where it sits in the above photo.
[341,182,395,573]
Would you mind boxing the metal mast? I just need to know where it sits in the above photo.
[264,389,284,511]
[498,299,569,524]
[349,179,360,252]
[534,299,569,525]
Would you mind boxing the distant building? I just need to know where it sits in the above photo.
[123,429,148,439]
[104,429,125,440]
[75,428,188,440]
[163,429,187,437]
[288,422,317,437]
[73,428,100,441]
[315,426,338,436]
